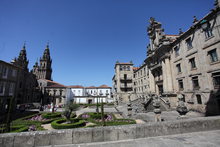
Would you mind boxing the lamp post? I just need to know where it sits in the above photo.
[95,91,99,113]
[52,89,57,113]
[59,89,63,105]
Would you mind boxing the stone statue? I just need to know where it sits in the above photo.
[176,94,188,118]
[153,95,162,122]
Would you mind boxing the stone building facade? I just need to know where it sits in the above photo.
[113,0,220,115]
[0,60,19,114]
[12,45,39,104]
[112,62,134,103]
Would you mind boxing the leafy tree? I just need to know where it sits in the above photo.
[63,102,79,123]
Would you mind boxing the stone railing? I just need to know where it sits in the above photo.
[1,116,220,147]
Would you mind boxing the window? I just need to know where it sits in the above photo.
[189,58,196,69]
[127,66,130,71]
[120,66,123,71]
[192,76,200,90]
[174,46,180,57]
[178,79,184,90]
[176,64,181,73]
[212,72,220,89]
[9,83,15,96]
[205,28,213,39]
[0,82,5,95]
[208,49,218,63]
[186,37,193,49]
[196,94,202,104]
[202,22,213,39]
[2,66,7,78]
[12,69,17,77]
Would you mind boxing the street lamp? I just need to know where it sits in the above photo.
[52,89,57,113]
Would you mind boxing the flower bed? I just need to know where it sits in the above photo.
[78,112,136,126]
[51,118,86,129]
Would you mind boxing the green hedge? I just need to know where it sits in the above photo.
[10,126,29,133]
[41,112,62,119]
[51,118,86,129]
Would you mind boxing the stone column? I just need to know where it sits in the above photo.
[149,70,156,93]
[162,60,168,92]
[165,58,173,93]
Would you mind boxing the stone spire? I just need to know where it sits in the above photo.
[147,17,166,50]
[179,28,183,35]
[42,43,51,60]
[193,16,198,23]
[13,43,29,71]
[37,43,52,80]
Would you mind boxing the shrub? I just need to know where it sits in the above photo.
[51,118,86,129]
[41,112,62,119]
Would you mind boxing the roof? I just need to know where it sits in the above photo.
[39,79,66,87]
[165,34,179,37]
[98,85,111,88]
[133,67,139,71]
[86,86,97,89]
[68,85,84,88]
[116,62,133,65]
[47,84,66,88]
[0,60,21,69]
[86,85,111,89]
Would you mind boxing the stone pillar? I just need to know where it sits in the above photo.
[162,60,168,92]
[127,97,132,117]
[165,58,173,93]
[149,70,156,93]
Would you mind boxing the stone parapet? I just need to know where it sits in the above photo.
[1,116,220,147]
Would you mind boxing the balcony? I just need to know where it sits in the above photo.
[120,77,132,82]
[120,84,132,88]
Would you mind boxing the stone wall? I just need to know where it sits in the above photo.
[1,116,220,147]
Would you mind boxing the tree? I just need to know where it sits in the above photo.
[63,102,79,123]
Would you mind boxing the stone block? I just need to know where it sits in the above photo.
[136,124,145,138]
[72,128,93,144]
[0,133,14,147]
[92,127,104,142]
[14,132,35,147]
[34,131,52,146]
[144,122,161,137]
[50,129,73,145]
[103,126,118,141]
[163,121,181,135]
[118,125,136,140]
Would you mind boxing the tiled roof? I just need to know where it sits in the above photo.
[117,62,133,65]
[40,79,66,87]
[98,85,111,88]
[86,85,111,89]
[86,86,97,89]
[133,67,139,71]
[47,84,66,88]
[68,85,84,88]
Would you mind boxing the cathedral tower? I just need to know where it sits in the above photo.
[37,44,52,80]
[13,44,29,71]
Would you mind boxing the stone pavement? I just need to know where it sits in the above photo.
[44,130,220,147]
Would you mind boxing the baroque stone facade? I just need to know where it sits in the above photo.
[113,0,220,115]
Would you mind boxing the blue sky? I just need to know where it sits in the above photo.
[0,0,214,87]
